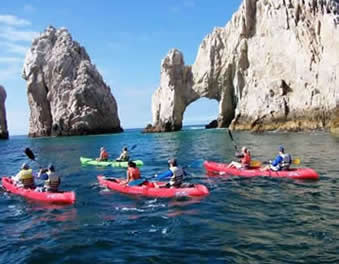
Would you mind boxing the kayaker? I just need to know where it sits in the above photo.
[227,146,251,169]
[44,164,61,192]
[116,147,129,162]
[261,145,292,171]
[13,163,35,189]
[155,159,186,188]
[37,168,49,180]
[97,147,109,161]
[120,161,141,185]
[35,168,49,186]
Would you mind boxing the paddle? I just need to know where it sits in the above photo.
[121,144,137,151]
[130,144,137,151]
[228,129,238,151]
[117,144,137,160]
[24,147,42,168]
[250,158,301,167]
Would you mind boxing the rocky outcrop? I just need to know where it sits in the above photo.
[147,0,339,132]
[0,85,8,139]
[330,66,339,135]
[205,120,218,129]
[22,26,122,137]
[145,49,196,132]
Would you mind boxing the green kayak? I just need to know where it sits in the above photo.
[80,157,144,167]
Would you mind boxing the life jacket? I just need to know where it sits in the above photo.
[101,151,109,160]
[169,166,184,187]
[45,171,60,192]
[241,152,251,167]
[280,153,291,169]
[120,151,129,161]
[127,167,141,181]
[18,169,35,189]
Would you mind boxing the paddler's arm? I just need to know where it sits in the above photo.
[155,170,173,180]
[271,155,282,166]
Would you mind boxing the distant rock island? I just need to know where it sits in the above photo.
[0,85,8,139]
[22,26,122,137]
[145,0,339,133]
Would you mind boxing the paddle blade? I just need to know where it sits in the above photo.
[293,158,301,165]
[250,160,262,167]
[24,148,35,160]
[130,144,137,150]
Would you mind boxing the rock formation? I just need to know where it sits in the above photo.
[146,0,339,132]
[144,49,196,132]
[22,26,122,137]
[205,120,218,129]
[0,85,8,139]
[330,66,339,135]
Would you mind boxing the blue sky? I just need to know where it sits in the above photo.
[0,0,242,135]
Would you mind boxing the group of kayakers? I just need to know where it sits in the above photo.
[96,147,129,162]
[12,162,61,192]
[12,143,293,193]
[121,158,186,188]
[95,146,186,188]
[228,145,292,171]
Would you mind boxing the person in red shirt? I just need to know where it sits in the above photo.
[120,161,141,185]
[227,146,251,169]
[97,147,109,161]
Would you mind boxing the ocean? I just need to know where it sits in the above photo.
[0,127,338,263]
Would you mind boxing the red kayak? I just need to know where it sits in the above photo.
[204,161,319,180]
[97,176,209,198]
[2,177,76,204]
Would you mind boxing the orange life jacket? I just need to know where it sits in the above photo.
[127,167,141,181]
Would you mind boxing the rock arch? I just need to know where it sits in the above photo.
[145,0,339,133]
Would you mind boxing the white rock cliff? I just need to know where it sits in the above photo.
[0,85,8,139]
[22,26,122,137]
[146,0,339,132]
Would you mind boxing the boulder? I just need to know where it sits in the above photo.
[205,120,218,129]
[0,85,8,139]
[22,26,122,137]
[147,0,339,133]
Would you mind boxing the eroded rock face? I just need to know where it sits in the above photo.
[0,85,8,139]
[22,26,122,137]
[330,66,339,135]
[147,0,339,132]
[145,49,196,132]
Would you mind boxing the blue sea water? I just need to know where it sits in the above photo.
[0,127,338,264]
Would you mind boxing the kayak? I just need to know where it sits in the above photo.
[204,161,319,180]
[80,157,144,167]
[97,176,209,198]
[2,177,76,204]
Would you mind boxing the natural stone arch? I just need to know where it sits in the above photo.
[145,0,339,133]
[144,48,238,133]
[182,97,220,127]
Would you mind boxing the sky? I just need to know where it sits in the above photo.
[0,0,242,135]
